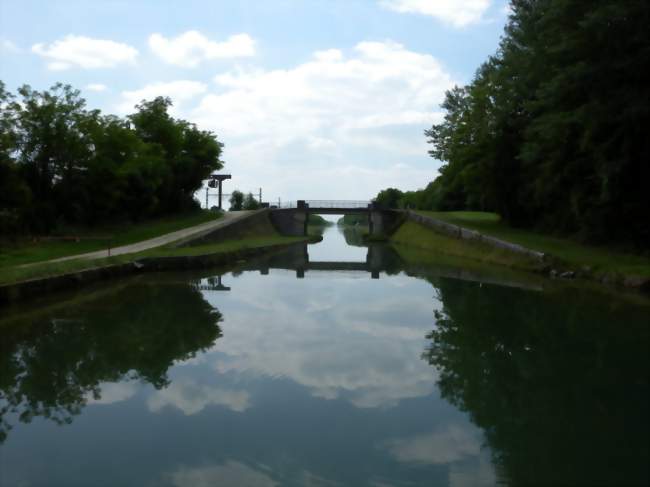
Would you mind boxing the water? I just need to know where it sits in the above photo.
[0,224,648,486]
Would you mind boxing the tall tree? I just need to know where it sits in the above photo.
[424,0,650,246]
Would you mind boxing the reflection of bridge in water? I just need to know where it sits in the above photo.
[243,243,387,279]
[194,240,544,292]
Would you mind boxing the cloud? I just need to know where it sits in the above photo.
[1,39,20,53]
[117,80,207,115]
[85,83,108,92]
[385,424,481,464]
[147,377,250,414]
[204,272,437,409]
[380,0,492,27]
[149,31,255,67]
[186,40,453,199]
[198,41,449,138]
[32,35,138,70]
[385,424,497,487]
[169,461,278,487]
[86,381,138,405]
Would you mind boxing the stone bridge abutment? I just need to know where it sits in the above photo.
[268,200,403,237]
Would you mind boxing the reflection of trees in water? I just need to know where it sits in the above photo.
[0,282,222,443]
[339,225,366,247]
[423,279,649,486]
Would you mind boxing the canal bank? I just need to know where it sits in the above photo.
[387,211,650,295]
[0,209,319,304]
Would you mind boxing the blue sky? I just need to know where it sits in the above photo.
[0,0,510,202]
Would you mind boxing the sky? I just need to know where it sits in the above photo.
[0,0,510,203]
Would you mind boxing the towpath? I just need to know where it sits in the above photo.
[40,210,256,264]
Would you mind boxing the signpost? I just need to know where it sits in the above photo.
[206,174,232,209]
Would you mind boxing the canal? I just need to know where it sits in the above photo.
[0,222,648,486]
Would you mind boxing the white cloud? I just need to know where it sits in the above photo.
[32,35,138,70]
[147,377,250,414]
[200,41,449,138]
[169,461,278,487]
[203,272,437,409]
[86,381,138,405]
[117,80,207,115]
[186,40,453,199]
[385,425,497,487]
[380,0,492,27]
[1,39,20,53]
[149,31,255,67]
[85,83,108,92]
[385,424,481,464]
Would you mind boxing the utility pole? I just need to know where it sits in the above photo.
[259,187,262,203]
[205,187,209,209]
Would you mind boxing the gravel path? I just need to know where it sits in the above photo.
[43,211,257,264]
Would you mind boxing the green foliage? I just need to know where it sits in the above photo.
[391,220,538,271]
[0,280,223,442]
[307,214,333,226]
[374,188,404,209]
[417,210,650,278]
[0,210,219,269]
[229,190,244,211]
[0,84,224,234]
[242,192,261,210]
[337,214,368,226]
[423,279,649,485]
[376,0,649,247]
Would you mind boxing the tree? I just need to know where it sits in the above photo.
[423,0,650,246]
[0,82,31,233]
[11,83,97,231]
[242,192,260,210]
[0,84,226,234]
[129,97,223,214]
[374,188,403,209]
[229,190,244,211]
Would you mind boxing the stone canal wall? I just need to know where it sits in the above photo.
[0,241,306,305]
[405,211,546,262]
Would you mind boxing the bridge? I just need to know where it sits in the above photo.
[269,200,402,237]
[278,200,371,213]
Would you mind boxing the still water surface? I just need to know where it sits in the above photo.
[0,224,648,486]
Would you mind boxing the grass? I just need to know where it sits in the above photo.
[138,235,304,258]
[0,233,305,286]
[416,211,650,278]
[0,210,221,269]
[391,220,540,271]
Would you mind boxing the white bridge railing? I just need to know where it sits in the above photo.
[278,200,371,209]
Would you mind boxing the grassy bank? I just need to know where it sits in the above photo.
[391,220,541,272]
[0,233,304,287]
[0,210,221,268]
[416,211,650,279]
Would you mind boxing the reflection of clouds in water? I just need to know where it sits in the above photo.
[147,378,250,415]
[448,455,496,487]
[168,461,340,487]
[386,424,480,464]
[385,424,496,486]
[203,272,438,409]
[169,461,278,487]
[86,381,138,405]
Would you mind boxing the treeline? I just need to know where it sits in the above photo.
[0,82,223,235]
[228,190,261,211]
[376,0,648,247]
